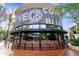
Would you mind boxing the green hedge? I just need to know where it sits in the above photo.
[71,43,79,46]
[0,34,2,41]
[70,39,79,46]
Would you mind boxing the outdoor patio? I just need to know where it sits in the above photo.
[0,41,79,56]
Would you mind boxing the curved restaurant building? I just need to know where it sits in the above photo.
[11,3,67,50]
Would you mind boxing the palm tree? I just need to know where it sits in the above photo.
[0,4,7,22]
[0,4,15,39]
[63,3,79,34]
[6,9,16,38]
[6,11,12,37]
[0,4,7,41]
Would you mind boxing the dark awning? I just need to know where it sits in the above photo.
[10,29,67,35]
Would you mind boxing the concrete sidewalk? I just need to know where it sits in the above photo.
[0,41,14,56]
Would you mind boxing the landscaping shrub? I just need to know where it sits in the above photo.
[70,39,79,46]
[71,42,79,46]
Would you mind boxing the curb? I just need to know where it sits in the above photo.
[68,43,79,51]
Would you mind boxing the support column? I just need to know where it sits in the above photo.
[60,33,65,48]
[17,33,22,49]
[56,33,61,48]
[39,36,42,50]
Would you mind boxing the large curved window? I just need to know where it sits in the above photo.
[27,24,46,29]
[15,24,62,30]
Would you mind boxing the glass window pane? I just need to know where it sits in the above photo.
[32,25,39,29]
[22,25,26,29]
[41,25,46,29]
[28,25,32,29]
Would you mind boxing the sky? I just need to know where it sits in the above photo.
[1,3,75,31]
[4,3,23,10]
[62,16,75,31]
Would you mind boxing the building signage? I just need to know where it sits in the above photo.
[16,8,55,25]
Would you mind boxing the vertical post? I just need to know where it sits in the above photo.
[61,33,65,48]
[17,33,22,49]
[39,34,42,50]
[57,33,61,48]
